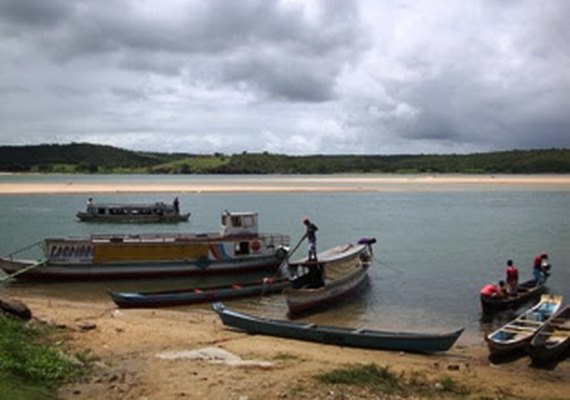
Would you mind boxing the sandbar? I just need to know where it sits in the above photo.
[1,174,570,194]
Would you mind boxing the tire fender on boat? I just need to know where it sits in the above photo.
[275,247,288,260]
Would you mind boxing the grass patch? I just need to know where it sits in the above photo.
[314,363,470,398]
[316,364,403,394]
[0,316,86,399]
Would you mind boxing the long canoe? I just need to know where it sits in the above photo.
[110,277,290,308]
[526,305,570,365]
[480,278,548,314]
[485,294,563,356]
[211,302,463,353]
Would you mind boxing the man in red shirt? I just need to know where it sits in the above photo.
[505,259,519,295]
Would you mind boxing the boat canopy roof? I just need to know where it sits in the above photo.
[89,202,176,209]
[220,210,259,236]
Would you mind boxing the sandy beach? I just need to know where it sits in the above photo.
[3,295,566,400]
[0,174,570,194]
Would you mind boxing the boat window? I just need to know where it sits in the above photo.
[231,216,242,227]
[235,241,250,255]
[97,208,106,215]
[243,216,254,227]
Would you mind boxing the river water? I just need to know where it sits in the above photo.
[1,174,569,346]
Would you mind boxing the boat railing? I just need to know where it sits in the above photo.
[263,233,290,247]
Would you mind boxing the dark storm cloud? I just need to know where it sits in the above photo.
[0,0,568,154]
[0,0,70,28]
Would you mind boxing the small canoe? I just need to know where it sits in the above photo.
[480,278,548,314]
[486,294,563,356]
[285,238,375,315]
[110,277,290,308]
[526,305,570,365]
[211,302,463,353]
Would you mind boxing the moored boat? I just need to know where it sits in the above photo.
[526,305,570,365]
[110,276,290,308]
[485,294,563,356]
[284,238,376,315]
[77,199,190,223]
[480,278,548,314]
[0,211,289,281]
[211,302,463,353]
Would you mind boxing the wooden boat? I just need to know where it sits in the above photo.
[285,238,375,315]
[526,305,570,365]
[485,294,563,356]
[110,277,290,308]
[77,200,190,223]
[211,302,463,353]
[0,211,289,281]
[480,278,548,314]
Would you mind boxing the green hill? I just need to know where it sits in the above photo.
[0,143,568,174]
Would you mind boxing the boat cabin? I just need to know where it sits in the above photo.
[220,211,259,237]
[86,202,180,217]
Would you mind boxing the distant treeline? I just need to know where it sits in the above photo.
[0,143,569,174]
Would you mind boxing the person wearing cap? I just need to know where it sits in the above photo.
[303,217,318,261]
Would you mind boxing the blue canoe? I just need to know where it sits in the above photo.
[212,302,463,353]
[110,277,289,308]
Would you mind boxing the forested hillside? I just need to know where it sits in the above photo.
[0,143,568,174]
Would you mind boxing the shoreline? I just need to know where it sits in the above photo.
[1,174,570,194]
[3,293,569,399]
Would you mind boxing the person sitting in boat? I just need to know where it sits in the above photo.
[532,253,550,285]
[480,280,507,299]
[302,217,318,261]
[505,259,519,295]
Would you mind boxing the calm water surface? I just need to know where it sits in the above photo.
[1,174,569,346]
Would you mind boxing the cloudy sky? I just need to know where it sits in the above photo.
[0,0,568,155]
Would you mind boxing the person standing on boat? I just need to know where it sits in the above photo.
[532,253,550,285]
[505,259,518,295]
[302,217,318,261]
[173,197,180,214]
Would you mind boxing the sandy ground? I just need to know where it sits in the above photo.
[6,295,569,400]
[0,174,570,194]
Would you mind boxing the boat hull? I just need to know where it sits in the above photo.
[0,256,282,281]
[480,279,547,314]
[77,212,190,223]
[286,243,372,315]
[212,302,463,353]
[485,295,563,356]
[110,278,290,308]
[526,306,570,365]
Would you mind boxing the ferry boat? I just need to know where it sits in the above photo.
[0,211,290,281]
[76,199,190,223]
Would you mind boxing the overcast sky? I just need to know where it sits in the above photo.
[0,0,568,155]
